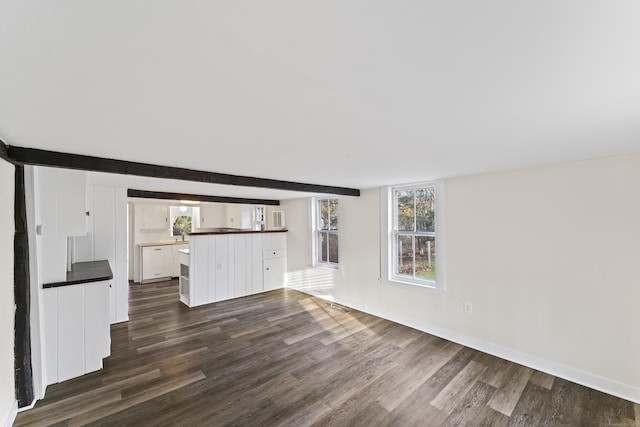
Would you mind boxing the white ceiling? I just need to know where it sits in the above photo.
[1,1,640,199]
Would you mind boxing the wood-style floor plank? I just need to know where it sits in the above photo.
[14,280,638,426]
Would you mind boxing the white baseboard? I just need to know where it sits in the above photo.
[4,400,17,427]
[294,289,640,405]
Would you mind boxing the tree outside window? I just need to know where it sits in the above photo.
[393,185,436,283]
[316,198,339,267]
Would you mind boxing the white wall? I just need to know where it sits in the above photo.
[0,159,17,427]
[283,155,640,403]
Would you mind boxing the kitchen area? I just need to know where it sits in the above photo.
[25,164,290,399]
[129,198,287,307]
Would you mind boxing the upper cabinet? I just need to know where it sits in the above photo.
[37,167,87,237]
[226,204,253,229]
[138,205,169,230]
[195,204,226,229]
[195,203,255,230]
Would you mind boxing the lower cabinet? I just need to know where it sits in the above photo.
[141,245,173,282]
[182,232,286,307]
[263,249,286,291]
[42,281,110,385]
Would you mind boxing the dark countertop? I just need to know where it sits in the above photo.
[43,260,113,289]
[189,229,287,236]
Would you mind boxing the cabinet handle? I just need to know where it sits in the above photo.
[273,252,276,255]
[266,268,270,271]
[154,248,161,251]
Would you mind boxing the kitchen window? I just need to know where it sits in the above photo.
[313,198,339,268]
[170,206,193,237]
[390,183,438,287]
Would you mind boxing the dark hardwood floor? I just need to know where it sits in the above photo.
[15,280,639,426]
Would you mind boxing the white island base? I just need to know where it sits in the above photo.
[179,231,286,307]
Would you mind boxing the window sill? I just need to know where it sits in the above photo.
[386,277,445,294]
[312,263,339,271]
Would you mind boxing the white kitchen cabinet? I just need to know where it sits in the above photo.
[57,169,87,236]
[141,245,173,282]
[172,243,189,277]
[262,232,287,291]
[196,204,226,229]
[139,205,169,230]
[264,256,286,291]
[43,281,111,385]
[226,205,253,229]
[37,166,87,237]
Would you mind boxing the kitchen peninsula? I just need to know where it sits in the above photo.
[180,229,287,307]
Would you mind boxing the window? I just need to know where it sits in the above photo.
[170,206,193,236]
[314,198,339,268]
[391,184,437,286]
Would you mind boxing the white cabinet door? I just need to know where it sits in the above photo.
[139,205,168,229]
[262,232,286,291]
[57,286,85,382]
[198,204,226,229]
[142,246,173,281]
[57,169,87,236]
[226,205,252,229]
[36,167,87,237]
[84,281,110,373]
[264,257,286,291]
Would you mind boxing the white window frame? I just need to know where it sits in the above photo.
[383,181,445,291]
[169,206,194,237]
[312,197,340,269]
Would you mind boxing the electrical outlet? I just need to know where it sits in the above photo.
[463,302,473,314]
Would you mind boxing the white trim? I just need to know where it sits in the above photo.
[4,400,17,427]
[383,180,446,291]
[311,197,341,270]
[292,288,640,405]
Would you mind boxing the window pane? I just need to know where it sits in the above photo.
[415,236,435,280]
[318,232,328,262]
[172,215,192,236]
[318,199,329,230]
[329,199,339,230]
[328,233,339,264]
[396,190,414,231]
[396,235,413,277]
[416,187,435,232]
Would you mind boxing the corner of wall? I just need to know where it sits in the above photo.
[3,400,17,427]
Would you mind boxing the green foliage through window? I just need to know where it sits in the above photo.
[172,215,192,236]
[393,185,436,284]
